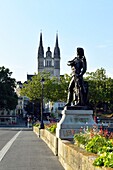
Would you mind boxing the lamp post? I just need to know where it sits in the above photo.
[32,102,34,115]
[40,77,45,129]
[32,102,34,126]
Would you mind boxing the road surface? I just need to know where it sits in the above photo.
[0,128,64,170]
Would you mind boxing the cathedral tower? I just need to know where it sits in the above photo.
[45,46,54,76]
[37,32,60,78]
[37,32,44,73]
[53,33,60,78]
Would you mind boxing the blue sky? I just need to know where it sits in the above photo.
[0,0,113,82]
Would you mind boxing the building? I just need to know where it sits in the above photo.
[45,101,66,119]
[0,109,17,125]
[37,32,61,79]
[16,81,29,118]
[15,33,61,120]
[37,32,63,118]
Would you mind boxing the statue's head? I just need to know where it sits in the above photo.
[77,47,84,57]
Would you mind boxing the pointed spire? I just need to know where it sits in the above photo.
[54,33,60,58]
[39,32,43,47]
[38,32,44,58]
[55,32,59,47]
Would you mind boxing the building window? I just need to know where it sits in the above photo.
[47,61,49,66]
[1,118,5,122]
[58,103,60,107]
[49,61,51,66]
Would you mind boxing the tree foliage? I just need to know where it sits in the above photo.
[20,72,71,103]
[20,68,113,114]
[85,68,113,113]
[0,66,18,110]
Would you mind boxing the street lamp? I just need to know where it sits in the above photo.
[40,77,45,129]
[32,102,34,126]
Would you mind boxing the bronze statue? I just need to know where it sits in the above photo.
[65,47,88,106]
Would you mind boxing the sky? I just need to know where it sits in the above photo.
[0,0,113,82]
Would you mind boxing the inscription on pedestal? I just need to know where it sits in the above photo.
[62,129,76,137]
[56,109,97,139]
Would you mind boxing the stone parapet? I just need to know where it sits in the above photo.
[33,127,113,170]
[34,127,58,156]
[58,138,111,170]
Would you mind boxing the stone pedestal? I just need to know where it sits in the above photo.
[56,106,97,139]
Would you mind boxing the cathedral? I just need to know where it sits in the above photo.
[37,32,61,79]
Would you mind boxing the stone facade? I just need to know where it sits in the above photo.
[0,109,17,125]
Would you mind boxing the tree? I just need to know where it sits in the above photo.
[56,74,71,102]
[85,68,113,114]
[0,66,18,110]
[20,72,71,103]
[20,72,71,120]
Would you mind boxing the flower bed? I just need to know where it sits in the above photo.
[33,122,113,168]
[74,126,113,168]
[45,123,57,133]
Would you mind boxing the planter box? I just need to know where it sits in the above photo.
[33,127,58,156]
[58,139,109,170]
[33,127,113,170]
[33,126,40,137]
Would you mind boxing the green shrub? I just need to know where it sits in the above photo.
[93,152,113,167]
[73,129,113,167]
[33,123,40,127]
[74,133,90,146]
[93,139,113,167]
[46,123,57,134]
[85,135,107,154]
[98,140,113,154]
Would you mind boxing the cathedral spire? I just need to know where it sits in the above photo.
[54,33,60,58]
[39,32,43,47]
[55,33,59,47]
[38,32,44,58]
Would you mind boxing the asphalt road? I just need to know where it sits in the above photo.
[0,128,64,170]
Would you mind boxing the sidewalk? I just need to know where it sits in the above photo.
[0,129,64,170]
